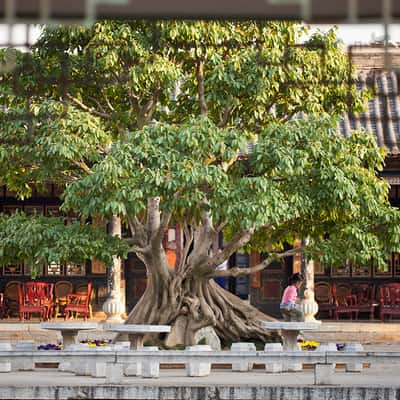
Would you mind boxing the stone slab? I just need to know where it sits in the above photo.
[102,324,171,333]
[40,323,99,330]
[260,321,321,330]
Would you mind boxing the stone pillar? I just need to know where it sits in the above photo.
[299,239,319,322]
[102,216,125,322]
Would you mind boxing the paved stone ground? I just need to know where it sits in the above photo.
[0,365,398,387]
[1,365,400,400]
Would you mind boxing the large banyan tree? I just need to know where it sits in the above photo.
[1,21,400,344]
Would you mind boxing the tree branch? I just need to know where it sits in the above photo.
[66,94,112,120]
[213,245,307,278]
[103,94,115,113]
[152,208,173,245]
[196,57,208,115]
[85,95,109,116]
[215,221,228,233]
[218,105,234,128]
[178,221,195,272]
[146,197,161,239]
[126,214,147,248]
[199,227,256,275]
[72,160,92,176]
[125,240,146,254]
[137,89,161,129]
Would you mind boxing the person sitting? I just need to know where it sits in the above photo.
[280,273,305,322]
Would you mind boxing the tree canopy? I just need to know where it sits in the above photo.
[0,22,398,333]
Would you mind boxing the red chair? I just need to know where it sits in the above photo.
[351,284,377,320]
[332,283,360,320]
[4,281,21,318]
[18,282,47,321]
[379,283,400,321]
[53,281,73,318]
[315,281,335,318]
[34,282,54,320]
[64,282,93,320]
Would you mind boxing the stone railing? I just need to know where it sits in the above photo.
[1,342,399,385]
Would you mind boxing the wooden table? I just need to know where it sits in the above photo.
[260,321,321,371]
[103,324,171,349]
[40,322,99,347]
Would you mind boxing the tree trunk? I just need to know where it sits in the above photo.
[124,264,277,346]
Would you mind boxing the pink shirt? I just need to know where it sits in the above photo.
[281,285,297,305]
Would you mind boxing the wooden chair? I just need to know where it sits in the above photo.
[351,283,377,320]
[18,282,47,321]
[332,283,360,320]
[53,281,73,318]
[4,281,22,318]
[64,282,93,320]
[34,282,54,320]
[379,283,400,321]
[315,281,335,318]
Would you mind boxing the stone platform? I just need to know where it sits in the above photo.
[1,320,400,345]
[0,367,400,400]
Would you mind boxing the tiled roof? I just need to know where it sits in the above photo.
[339,70,400,155]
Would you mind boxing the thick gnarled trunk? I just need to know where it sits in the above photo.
[125,260,276,346]
[124,199,277,346]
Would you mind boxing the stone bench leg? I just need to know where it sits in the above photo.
[90,345,115,378]
[186,345,212,377]
[58,343,81,372]
[106,362,124,384]
[124,362,142,376]
[316,343,338,370]
[314,363,335,385]
[0,343,12,373]
[281,331,302,372]
[70,345,94,376]
[264,343,283,373]
[231,343,256,371]
[13,341,35,371]
[344,343,363,372]
[109,342,140,377]
[90,347,113,378]
[91,362,107,378]
[142,347,160,378]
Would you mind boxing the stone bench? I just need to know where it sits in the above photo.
[40,322,99,348]
[260,321,321,371]
[103,324,171,350]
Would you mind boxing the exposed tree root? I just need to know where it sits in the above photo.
[124,274,278,346]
